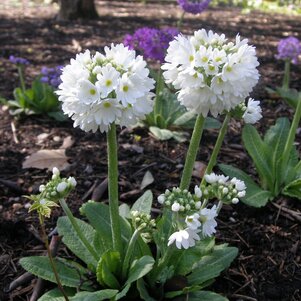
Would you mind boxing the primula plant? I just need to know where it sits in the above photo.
[20,29,262,301]
[1,56,65,120]
[267,36,301,109]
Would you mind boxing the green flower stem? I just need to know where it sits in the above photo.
[107,123,123,256]
[177,11,186,31]
[121,228,140,280]
[39,215,69,301]
[201,113,231,187]
[216,201,223,214]
[59,199,99,261]
[17,65,26,92]
[180,114,205,190]
[282,94,301,171]
[282,60,291,90]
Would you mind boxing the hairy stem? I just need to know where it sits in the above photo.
[107,123,123,256]
[282,60,290,90]
[180,114,205,190]
[39,215,69,301]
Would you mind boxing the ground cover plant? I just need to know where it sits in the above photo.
[0,1,301,301]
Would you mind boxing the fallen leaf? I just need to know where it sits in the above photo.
[22,149,70,171]
[140,170,154,190]
[60,136,74,149]
[192,161,207,179]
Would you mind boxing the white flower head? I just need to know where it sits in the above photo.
[168,228,200,249]
[57,44,155,133]
[52,167,60,177]
[39,185,46,192]
[185,213,201,230]
[199,205,218,237]
[243,98,262,124]
[57,182,68,193]
[231,177,246,191]
[162,29,259,117]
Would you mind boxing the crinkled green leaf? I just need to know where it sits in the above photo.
[173,291,228,301]
[187,245,238,286]
[38,287,75,301]
[57,216,98,268]
[132,190,153,215]
[137,278,157,301]
[70,289,118,301]
[282,178,301,200]
[20,256,93,290]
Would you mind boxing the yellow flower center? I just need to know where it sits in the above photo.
[105,79,112,87]
[189,55,194,62]
[89,89,96,95]
[103,102,111,108]
[123,85,129,92]
[226,66,232,72]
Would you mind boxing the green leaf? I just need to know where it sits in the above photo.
[38,287,75,301]
[204,117,221,129]
[126,255,155,286]
[282,178,301,200]
[119,203,131,219]
[115,284,131,300]
[57,216,98,268]
[131,190,153,214]
[173,111,196,127]
[187,245,238,286]
[149,126,174,140]
[219,164,272,207]
[242,125,274,191]
[137,278,156,301]
[171,238,215,276]
[80,202,131,247]
[96,251,121,288]
[173,291,228,301]
[20,256,92,290]
[70,289,118,301]
[264,117,290,193]
[276,87,299,109]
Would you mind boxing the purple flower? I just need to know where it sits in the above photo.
[177,0,211,14]
[276,36,301,64]
[9,55,30,65]
[40,65,63,88]
[124,27,179,62]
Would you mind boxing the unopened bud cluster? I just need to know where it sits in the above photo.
[28,167,77,218]
[204,173,246,204]
[131,210,156,243]
[157,186,202,214]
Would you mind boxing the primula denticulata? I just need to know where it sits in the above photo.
[56,44,155,133]
[162,29,260,117]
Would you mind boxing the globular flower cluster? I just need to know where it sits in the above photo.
[162,29,259,117]
[177,0,211,15]
[204,172,246,205]
[276,36,301,65]
[28,167,76,218]
[40,66,63,88]
[158,173,246,249]
[124,27,179,63]
[9,55,30,65]
[130,211,156,243]
[56,45,155,133]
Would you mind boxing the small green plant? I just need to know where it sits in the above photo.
[220,93,301,207]
[1,56,65,121]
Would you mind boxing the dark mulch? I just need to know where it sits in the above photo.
[0,1,301,300]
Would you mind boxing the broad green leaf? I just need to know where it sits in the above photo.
[173,291,228,301]
[276,87,299,109]
[126,255,155,286]
[131,190,153,214]
[70,289,118,301]
[282,178,301,200]
[119,203,131,219]
[187,245,238,286]
[204,117,221,129]
[171,238,215,276]
[137,278,156,301]
[38,287,75,301]
[219,164,272,207]
[96,251,121,288]
[20,256,92,290]
[149,126,174,140]
[57,216,98,268]
[115,284,131,300]
[264,117,290,193]
[80,202,131,245]
[242,125,274,191]
[173,110,196,127]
